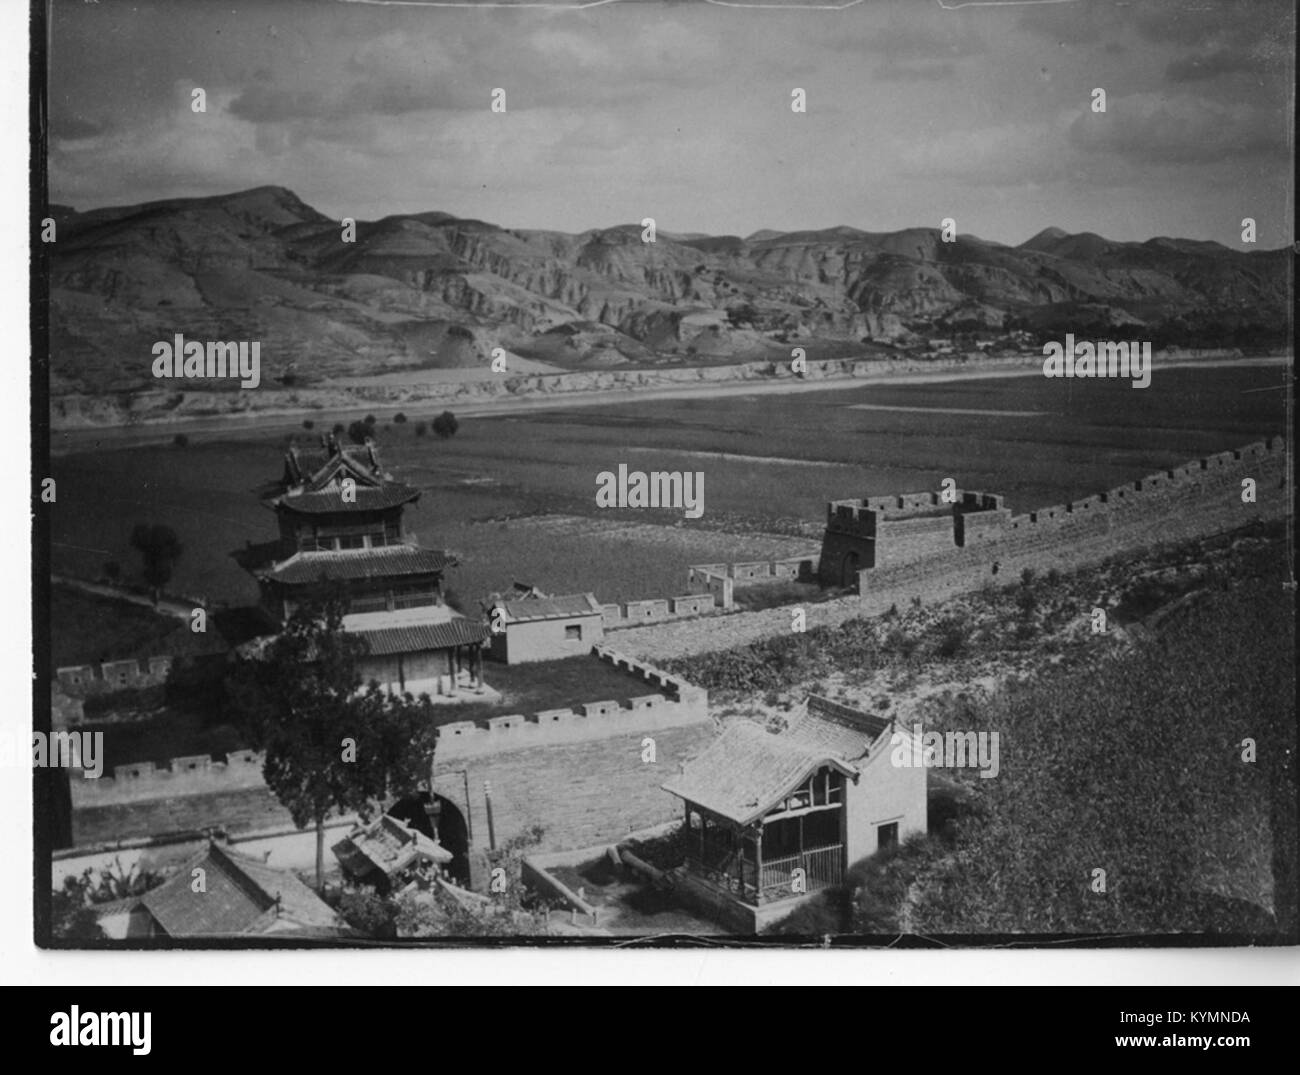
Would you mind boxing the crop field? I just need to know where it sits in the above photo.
[48,363,1286,661]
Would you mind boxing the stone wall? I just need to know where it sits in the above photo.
[56,655,174,696]
[433,645,709,762]
[850,439,1287,612]
[436,721,714,857]
[431,645,713,854]
[614,437,1289,661]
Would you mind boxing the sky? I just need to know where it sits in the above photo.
[45,0,1295,248]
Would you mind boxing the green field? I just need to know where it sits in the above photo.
[49,364,1287,661]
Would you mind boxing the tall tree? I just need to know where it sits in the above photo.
[129,523,183,602]
[225,591,440,890]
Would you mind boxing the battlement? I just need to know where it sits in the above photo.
[56,655,174,696]
[434,646,710,760]
[603,555,817,629]
[843,435,1287,595]
[69,748,266,807]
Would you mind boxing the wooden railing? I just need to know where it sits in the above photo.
[687,842,844,905]
[758,844,843,903]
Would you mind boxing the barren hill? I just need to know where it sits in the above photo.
[48,187,1291,395]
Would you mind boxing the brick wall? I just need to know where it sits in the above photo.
[433,721,715,854]
[874,514,957,567]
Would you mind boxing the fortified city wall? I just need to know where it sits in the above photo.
[851,437,1287,614]
[614,437,1289,661]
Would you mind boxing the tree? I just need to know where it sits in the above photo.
[393,412,407,424]
[432,411,459,439]
[347,420,372,445]
[129,523,183,602]
[224,591,441,890]
[51,874,106,942]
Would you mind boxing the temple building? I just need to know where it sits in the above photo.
[238,434,491,699]
[661,696,926,932]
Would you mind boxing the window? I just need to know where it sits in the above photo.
[564,624,582,641]
[337,534,365,550]
[877,822,899,852]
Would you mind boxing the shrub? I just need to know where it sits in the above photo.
[172,433,189,448]
[884,628,918,659]
[332,423,346,436]
[393,412,407,424]
[415,422,428,437]
[934,616,970,659]
[347,420,372,445]
[364,414,377,427]
[432,411,459,439]
[1020,567,1037,587]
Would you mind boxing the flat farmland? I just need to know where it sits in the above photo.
[48,362,1287,658]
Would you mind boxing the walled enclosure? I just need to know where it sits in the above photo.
[68,647,714,871]
[431,646,713,858]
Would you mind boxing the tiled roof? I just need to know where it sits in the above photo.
[661,722,857,827]
[332,815,453,880]
[270,483,420,515]
[783,696,892,761]
[662,697,894,826]
[496,593,602,622]
[138,843,347,937]
[256,546,454,585]
[353,618,490,655]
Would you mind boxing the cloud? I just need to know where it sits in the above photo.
[895,120,1075,187]
[1165,48,1256,83]
[877,60,956,82]
[50,114,104,141]
[1068,92,1288,164]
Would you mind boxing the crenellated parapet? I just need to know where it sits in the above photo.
[433,646,710,760]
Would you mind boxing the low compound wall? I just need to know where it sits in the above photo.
[434,645,708,762]
[70,749,267,807]
[56,656,174,696]
[679,555,819,617]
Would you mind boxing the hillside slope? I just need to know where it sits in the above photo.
[48,187,1292,394]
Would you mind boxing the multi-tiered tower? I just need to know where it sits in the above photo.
[239,434,488,697]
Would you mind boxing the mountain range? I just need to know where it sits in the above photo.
[46,186,1292,395]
